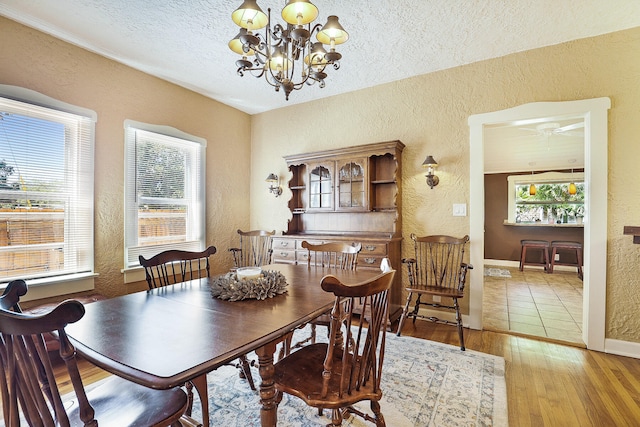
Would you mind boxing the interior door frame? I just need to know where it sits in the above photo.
[468,98,611,351]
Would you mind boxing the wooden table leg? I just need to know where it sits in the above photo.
[190,373,209,427]
[256,341,278,427]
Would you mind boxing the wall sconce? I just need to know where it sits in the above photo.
[266,173,282,197]
[422,155,439,189]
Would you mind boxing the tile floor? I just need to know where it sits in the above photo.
[483,265,584,345]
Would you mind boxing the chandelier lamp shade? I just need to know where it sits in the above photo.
[229,0,349,100]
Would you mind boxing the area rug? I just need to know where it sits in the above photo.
[484,268,512,278]
[190,326,508,426]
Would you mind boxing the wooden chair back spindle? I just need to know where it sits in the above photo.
[229,229,275,268]
[414,235,468,291]
[139,246,217,289]
[301,241,362,270]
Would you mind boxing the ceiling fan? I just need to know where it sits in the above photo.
[521,121,585,138]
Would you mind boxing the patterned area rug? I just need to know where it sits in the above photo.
[191,326,508,426]
[484,268,512,278]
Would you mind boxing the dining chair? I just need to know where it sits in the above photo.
[229,229,275,268]
[301,241,362,270]
[0,279,189,427]
[282,241,363,356]
[139,245,217,289]
[273,269,396,427]
[138,245,256,420]
[396,234,473,350]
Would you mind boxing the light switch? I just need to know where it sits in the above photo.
[453,203,467,217]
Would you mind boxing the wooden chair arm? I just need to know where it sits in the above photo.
[457,263,473,292]
[402,258,417,288]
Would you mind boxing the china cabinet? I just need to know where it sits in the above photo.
[274,140,405,325]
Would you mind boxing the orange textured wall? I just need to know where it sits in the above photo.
[0,16,252,297]
[251,27,640,343]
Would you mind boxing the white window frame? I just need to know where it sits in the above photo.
[0,85,96,300]
[123,120,206,272]
[507,171,585,223]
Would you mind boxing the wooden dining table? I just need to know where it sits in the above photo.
[65,263,381,427]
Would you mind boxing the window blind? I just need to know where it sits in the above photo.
[124,122,206,268]
[0,92,95,284]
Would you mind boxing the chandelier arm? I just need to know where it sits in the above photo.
[249,68,267,79]
[237,64,266,78]
[271,23,286,42]
[251,48,269,64]
[308,23,323,38]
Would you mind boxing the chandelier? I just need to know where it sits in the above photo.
[228,0,349,100]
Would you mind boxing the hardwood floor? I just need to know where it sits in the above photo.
[51,322,640,426]
[399,321,640,426]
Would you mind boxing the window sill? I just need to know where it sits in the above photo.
[2,272,98,302]
[122,266,146,284]
[503,220,584,228]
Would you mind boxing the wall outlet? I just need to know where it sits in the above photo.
[555,253,560,261]
[453,203,467,217]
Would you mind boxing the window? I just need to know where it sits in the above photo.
[507,171,585,224]
[124,121,206,268]
[0,86,96,286]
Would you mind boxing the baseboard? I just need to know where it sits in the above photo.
[484,259,577,272]
[604,338,640,359]
[484,259,519,268]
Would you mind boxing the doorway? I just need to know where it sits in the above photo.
[467,98,611,351]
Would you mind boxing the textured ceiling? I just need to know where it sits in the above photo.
[1,0,640,115]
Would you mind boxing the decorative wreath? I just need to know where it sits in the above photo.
[210,270,288,301]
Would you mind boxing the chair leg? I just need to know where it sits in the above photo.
[544,247,550,272]
[371,400,386,427]
[238,355,256,391]
[278,332,293,360]
[330,408,343,426]
[410,295,422,324]
[453,297,465,351]
[185,381,194,416]
[310,323,317,344]
[396,291,414,336]
[549,247,557,273]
